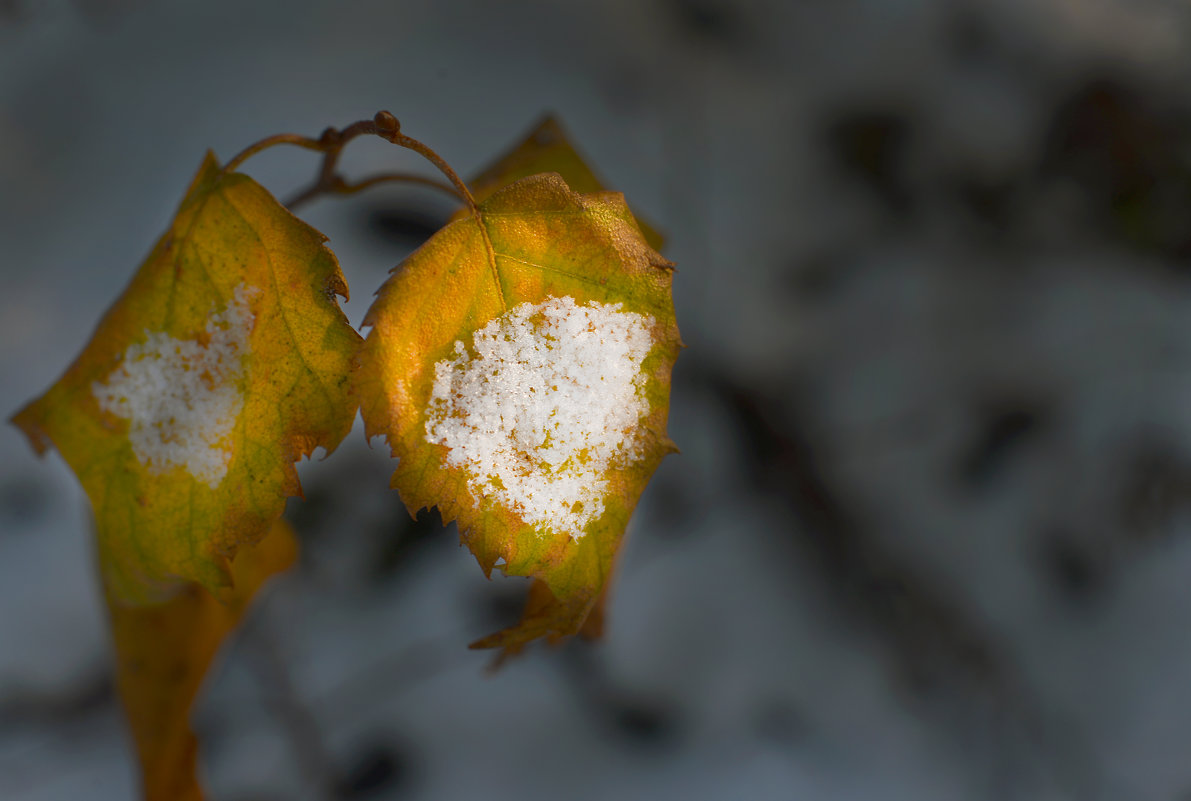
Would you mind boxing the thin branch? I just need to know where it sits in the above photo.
[386,134,479,215]
[247,623,338,798]
[222,133,328,175]
[222,111,474,218]
[370,114,505,309]
[286,171,463,211]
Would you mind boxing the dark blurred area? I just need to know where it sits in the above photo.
[5,1,1191,800]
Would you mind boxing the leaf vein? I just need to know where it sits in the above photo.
[494,252,608,289]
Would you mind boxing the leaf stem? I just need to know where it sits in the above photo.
[221,111,506,309]
[369,112,506,310]
[221,112,468,213]
[370,112,480,216]
[222,133,328,174]
[286,172,462,211]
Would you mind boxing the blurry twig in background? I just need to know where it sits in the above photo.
[246,622,339,799]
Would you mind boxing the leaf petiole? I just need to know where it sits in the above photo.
[286,170,462,210]
[221,111,480,216]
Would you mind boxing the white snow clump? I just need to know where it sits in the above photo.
[92,283,258,488]
[424,295,655,538]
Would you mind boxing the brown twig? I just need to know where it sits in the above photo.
[368,112,505,309]
[223,111,502,309]
[222,112,471,214]
[247,622,339,799]
[369,111,479,216]
[286,171,462,210]
[223,111,505,310]
[222,132,330,174]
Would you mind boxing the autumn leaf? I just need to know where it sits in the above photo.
[11,152,360,601]
[356,172,680,655]
[459,115,665,251]
[107,517,296,801]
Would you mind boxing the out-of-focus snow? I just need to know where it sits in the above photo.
[6,1,1191,800]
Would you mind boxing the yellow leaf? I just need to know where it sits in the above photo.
[356,173,680,655]
[459,115,665,251]
[107,517,297,801]
[12,153,360,601]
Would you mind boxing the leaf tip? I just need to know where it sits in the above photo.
[464,534,499,578]
[325,269,350,303]
[10,402,51,456]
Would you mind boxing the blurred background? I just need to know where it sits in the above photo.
[6,0,1191,799]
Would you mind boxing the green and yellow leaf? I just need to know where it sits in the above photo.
[107,517,297,801]
[12,153,360,601]
[356,172,680,656]
[458,115,664,251]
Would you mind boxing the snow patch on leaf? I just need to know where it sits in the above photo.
[92,284,258,488]
[424,295,654,538]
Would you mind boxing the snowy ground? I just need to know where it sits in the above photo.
[6,1,1191,799]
